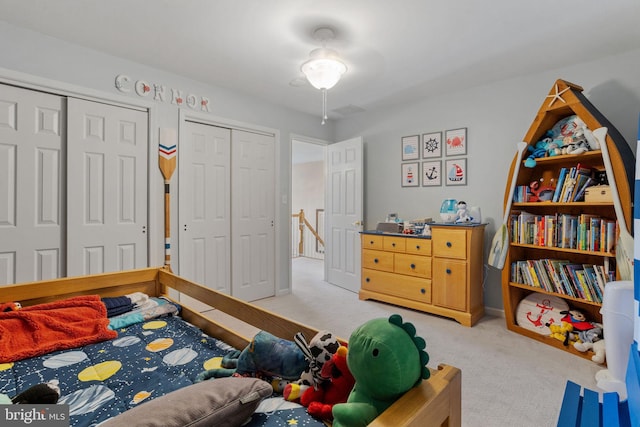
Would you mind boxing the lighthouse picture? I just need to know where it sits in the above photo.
[401,162,419,187]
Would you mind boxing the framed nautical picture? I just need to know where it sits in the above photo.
[445,128,467,156]
[401,162,419,187]
[422,132,442,158]
[422,160,441,186]
[401,135,420,160]
[445,158,467,186]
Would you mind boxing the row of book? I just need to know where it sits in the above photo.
[511,163,597,203]
[509,211,617,253]
[510,258,616,303]
[553,165,594,202]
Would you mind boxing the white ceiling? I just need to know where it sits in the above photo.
[1,1,640,121]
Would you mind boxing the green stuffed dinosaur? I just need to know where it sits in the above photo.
[332,314,430,427]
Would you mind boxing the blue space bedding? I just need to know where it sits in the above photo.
[0,314,325,427]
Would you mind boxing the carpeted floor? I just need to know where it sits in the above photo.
[206,257,605,427]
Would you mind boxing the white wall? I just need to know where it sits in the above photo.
[0,20,334,295]
[335,48,640,310]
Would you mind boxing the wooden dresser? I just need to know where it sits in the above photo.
[360,223,486,326]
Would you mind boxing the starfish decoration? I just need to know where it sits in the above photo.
[546,83,570,107]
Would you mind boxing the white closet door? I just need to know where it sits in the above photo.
[0,84,64,284]
[179,121,231,300]
[67,98,148,276]
[231,129,275,301]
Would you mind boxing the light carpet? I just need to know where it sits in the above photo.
[206,257,605,427]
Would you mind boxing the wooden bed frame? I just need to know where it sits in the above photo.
[1,267,461,427]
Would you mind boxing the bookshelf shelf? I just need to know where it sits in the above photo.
[510,243,614,258]
[509,281,603,308]
[500,79,635,361]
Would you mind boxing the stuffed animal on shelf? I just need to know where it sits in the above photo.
[524,115,599,168]
[1,380,60,404]
[547,322,578,346]
[195,330,307,392]
[300,345,355,421]
[332,314,430,427]
[283,330,340,402]
[574,339,606,364]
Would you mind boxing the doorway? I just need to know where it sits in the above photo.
[291,138,326,282]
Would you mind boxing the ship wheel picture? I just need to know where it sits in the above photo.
[422,132,442,158]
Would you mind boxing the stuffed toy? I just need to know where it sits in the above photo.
[332,314,430,427]
[524,115,599,168]
[0,381,60,404]
[560,310,596,333]
[283,330,340,401]
[574,339,606,364]
[547,322,577,346]
[195,330,307,392]
[455,200,472,223]
[300,345,355,421]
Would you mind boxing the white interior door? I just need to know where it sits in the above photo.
[67,98,148,276]
[179,121,231,302]
[231,129,275,301]
[0,84,64,284]
[326,137,363,292]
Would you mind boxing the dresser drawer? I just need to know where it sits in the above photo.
[362,249,394,272]
[362,268,431,303]
[432,258,467,311]
[362,234,384,250]
[394,253,431,278]
[383,236,406,253]
[405,238,431,256]
[432,228,467,259]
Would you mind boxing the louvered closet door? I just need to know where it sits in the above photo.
[0,84,65,284]
[179,121,231,300]
[66,98,148,276]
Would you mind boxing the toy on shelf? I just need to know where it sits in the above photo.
[527,178,555,202]
[524,115,600,168]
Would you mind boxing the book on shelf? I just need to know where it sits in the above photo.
[510,210,615,253]
[552,167,568,202]
[510,258,609,303]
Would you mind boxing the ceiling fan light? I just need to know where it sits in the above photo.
[301,48,347,90]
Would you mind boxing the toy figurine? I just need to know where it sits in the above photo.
[455,201,471,223]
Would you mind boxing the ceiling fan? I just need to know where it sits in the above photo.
[294,26,348,124]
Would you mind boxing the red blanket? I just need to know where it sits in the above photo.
[0,295,117,363]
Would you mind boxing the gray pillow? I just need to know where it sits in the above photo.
[101,377,272,427]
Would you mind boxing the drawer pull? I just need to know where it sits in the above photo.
[392,243,396,247]
[446,268,452,274]
[446,241,452,248]
[366,277,370,282]
[374,258,379,263]
[410,263,416,269]
[370,240,374,245]
[416,245,420,249]
[420,288,426,294]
